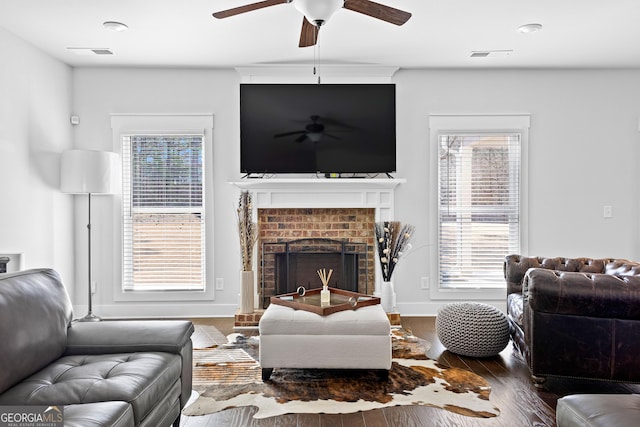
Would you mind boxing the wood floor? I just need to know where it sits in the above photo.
[181,317,640,427]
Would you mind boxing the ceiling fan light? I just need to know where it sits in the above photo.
[294,0,343,26]
[307,133,323,142]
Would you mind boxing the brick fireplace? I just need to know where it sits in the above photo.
[258,208,375,307]
[233,178,404,317]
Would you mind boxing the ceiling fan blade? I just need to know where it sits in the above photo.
[213,0,289,19]
[274,130,306,137]
[299,17,320,47]
[295,134,309,143]
[343,0,411,26]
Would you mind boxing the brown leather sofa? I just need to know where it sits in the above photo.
[504,254,640,388]
[0,268,194,427]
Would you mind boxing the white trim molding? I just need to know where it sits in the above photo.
[110,113,215,303]
[428,114,530,301]
[235,65,399,84]
[231,178,405,222]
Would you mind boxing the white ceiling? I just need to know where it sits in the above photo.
[1,0,640,69]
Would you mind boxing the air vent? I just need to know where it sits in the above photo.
[92,49,114,55]
[67,48,114,56]
[470,50,513,58]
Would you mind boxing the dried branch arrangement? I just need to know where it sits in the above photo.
[375,221,415,281]
[237,191,258,271]
[317,268,333,287]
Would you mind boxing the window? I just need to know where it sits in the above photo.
[438,133,520,288]
[429,115,529,300]
[122,134,205,291]
[111,114,213,302]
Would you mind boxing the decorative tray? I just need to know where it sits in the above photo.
[270,287,380,316]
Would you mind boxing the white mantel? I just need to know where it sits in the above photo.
[231,178,405,221]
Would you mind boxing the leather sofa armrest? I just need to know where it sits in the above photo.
[505,254,540,295]
[524,268,640,319]
[64,320,194,355]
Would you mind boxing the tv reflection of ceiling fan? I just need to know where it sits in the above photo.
[274,115,343,143]
[212,0,412,47]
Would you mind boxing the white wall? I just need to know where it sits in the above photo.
[71,66,640,317]
[0,28,75,293]
[72,67,242,317]
[393,68,640,314]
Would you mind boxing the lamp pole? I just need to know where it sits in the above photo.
[78,192,100,322]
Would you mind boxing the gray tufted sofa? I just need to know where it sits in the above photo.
[0,268,194,427]
[505,255,640,388]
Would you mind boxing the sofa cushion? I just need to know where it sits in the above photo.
[64,402,134,427]
[0,269,72,394]
[524,269,640,319]
[0,352,181,423]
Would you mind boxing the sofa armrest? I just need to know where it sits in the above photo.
[524,268,640,320]
[64,320,194,355]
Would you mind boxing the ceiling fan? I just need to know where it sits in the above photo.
[274,115,343,143]
[212,0,412,47]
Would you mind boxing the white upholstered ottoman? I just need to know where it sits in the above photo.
[259,303,391,381]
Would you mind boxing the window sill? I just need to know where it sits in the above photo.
[429,286,506,301]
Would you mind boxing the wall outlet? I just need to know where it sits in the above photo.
[420,277,430,289]
[603,205,613,218]
[215,278,224,290]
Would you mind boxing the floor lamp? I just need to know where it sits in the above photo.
[61,149,117,322]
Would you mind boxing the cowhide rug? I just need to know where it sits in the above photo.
[182,328,500,419]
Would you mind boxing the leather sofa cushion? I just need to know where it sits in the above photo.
[524,269,640,319]
[556,394,640,427]
[260,303,390,336]
[64,401,134,427]
[0,269,72,394]
[0,352,181,423]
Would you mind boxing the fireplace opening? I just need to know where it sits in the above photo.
[261,238,370,307]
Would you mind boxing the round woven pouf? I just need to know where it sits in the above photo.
[436,302,510,357]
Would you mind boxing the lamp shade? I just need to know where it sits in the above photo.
[60,150,118,194]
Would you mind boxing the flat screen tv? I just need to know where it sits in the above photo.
[240,83,396,175]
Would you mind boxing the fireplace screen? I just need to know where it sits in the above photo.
[260,238,370,308]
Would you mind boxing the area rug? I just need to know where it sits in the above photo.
[183,328,500,419]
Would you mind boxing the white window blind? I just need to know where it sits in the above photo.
[122,134,205,291]
[438,133,520,289]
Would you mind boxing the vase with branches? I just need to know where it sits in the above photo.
[374,221,415,312]
[237,191,258,313]
[237,191,258,271]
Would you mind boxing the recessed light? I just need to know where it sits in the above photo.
[518,23,542,34]
[103,21,128,32]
